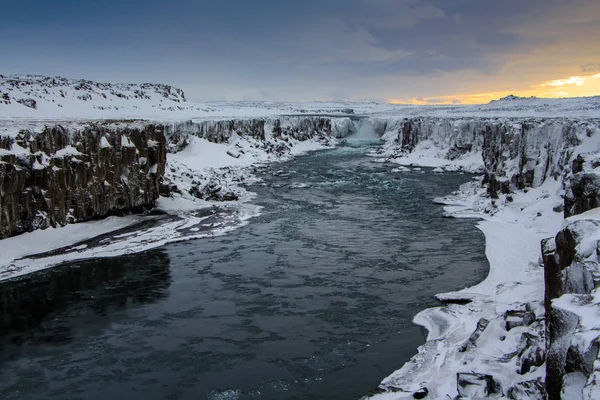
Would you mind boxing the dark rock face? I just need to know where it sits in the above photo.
[0,123,167,239]
[504,306,535,331]
[565,153,600,217]
[165,117,338,148]
[379,118,594,197]
[543,217,600,398]
[518,333,545,375]
[412,387,428,399]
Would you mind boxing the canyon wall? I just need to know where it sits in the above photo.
[0,116,356,239]
[0,123,167,239]
[542,152,600,400]
[373,117,598,194]
[164,116,354,148]
[375,116,600,399]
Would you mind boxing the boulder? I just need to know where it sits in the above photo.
[457,373,499,398]
[507,379,547,399]
[504,305,535,331]
[459,318,490,352]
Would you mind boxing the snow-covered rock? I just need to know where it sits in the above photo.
[543,154,600,399]
[0,123,166,239]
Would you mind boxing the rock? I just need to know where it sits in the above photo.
[518,333,545,375]
[0,92,10,104]
[0,123,167,239]
[506,379,547,399]
[447,144,473,160]
[565,172,600,217]
[221,191,239,201]
[15,97,37,109]
[504,306,535,331]
[412,387,428,399]
[566,339,600,377]
[456,373,499,398]
[542,219,600,400]
[459,318,490,352]
[226,150,241,159]
[189,186,203,199]
[159,183,180,197]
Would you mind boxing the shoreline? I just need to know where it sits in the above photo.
[367,166,564,398]
[0,134,339,283]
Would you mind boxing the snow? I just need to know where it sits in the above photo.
[100,136,111,148]
[0,201,262,282]
[0,216,142,278]
[386,139,484,173]
[2,74,600,123]
[562,373,587,400]
[54,145,83,157]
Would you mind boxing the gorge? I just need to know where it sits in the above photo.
[1,75,600,399]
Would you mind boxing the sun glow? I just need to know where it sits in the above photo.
[389,73,600,105]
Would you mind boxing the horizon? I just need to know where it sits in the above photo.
[2,0,599,104]
[2,71,599,106]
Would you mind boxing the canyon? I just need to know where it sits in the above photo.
[2,74,600,399]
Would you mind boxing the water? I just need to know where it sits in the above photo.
[0,143,488,400]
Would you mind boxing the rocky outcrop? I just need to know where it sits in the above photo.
[375,117,597,198]
[164,116,351,149]
[0,123,167,239]
[0,116,355,240]
[565,153,600,217]
[372,116,600,398]
[542,152,600,400]
[160,116,356,201]
[1,74,187,105]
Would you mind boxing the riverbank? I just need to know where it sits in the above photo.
[0,122,341,282]
[367,173,564,399]
[365,115,600,398]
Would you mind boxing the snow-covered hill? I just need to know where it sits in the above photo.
[2,74,600,120]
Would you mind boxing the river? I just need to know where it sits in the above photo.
[0,141,488,400]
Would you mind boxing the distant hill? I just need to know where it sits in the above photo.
[489,94,539,103]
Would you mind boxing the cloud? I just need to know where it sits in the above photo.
[1,0,600,101]
[542,76,587,87]
[581,63,600,73]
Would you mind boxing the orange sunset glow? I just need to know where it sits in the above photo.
[390,73,600,105]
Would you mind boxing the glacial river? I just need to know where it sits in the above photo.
[0,142,488,400]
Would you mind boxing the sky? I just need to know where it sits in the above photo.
[1,0,600,104]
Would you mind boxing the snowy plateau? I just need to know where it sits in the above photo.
[2,74,600,399]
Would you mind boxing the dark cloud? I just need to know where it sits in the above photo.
[1,0,598,100]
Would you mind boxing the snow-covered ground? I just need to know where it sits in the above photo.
[2,74,600,121]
